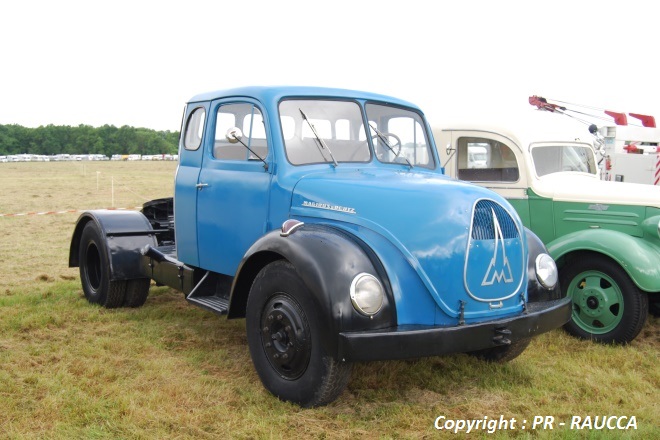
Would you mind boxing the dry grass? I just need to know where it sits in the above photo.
[0,161,176,292]
[0,162,658,439]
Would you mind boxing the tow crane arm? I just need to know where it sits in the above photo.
[529,95,656,128]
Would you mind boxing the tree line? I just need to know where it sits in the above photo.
[0,124,180,156]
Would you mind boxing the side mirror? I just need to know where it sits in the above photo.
[226,127,243,144]
[224,126,269,171]
[446,144,455,156]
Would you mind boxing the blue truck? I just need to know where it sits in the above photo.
[68,86,571,407]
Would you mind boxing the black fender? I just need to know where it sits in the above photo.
[69,210,158,281]
[525,227,563,302]
[228,223,397,341]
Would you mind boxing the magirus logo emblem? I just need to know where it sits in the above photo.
[481,211,514,286]
[464,200,524,302]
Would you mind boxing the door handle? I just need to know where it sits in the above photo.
[195,183,209,189]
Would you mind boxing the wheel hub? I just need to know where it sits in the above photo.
[570,271,623,333]
[575,283,608,318]
[84,242,102,292]
[260,295,311,380]
[586,296,599,310]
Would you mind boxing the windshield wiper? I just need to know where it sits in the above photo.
[299,109,338,167]
[369,123,413,168]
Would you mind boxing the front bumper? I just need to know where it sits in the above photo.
[338,297,571,362]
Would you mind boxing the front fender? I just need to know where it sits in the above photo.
[228,224,397,336]
[547,229,660,293]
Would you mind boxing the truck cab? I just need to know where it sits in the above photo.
[435,124,660,344]
[69,87,570,407]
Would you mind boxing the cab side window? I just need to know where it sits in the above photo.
[457,137,519,182]
[183,107,206,150]
[214,103,268,160]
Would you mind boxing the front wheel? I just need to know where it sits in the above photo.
[246,260,351,407]
[649,297,660,317]
[469,338,530,363]
[561,255,648,344]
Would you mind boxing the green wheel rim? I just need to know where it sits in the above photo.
[567,270,624,334]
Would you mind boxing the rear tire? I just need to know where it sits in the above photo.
[78,221,126,308]
[246,260,351,407]
[124,278,150,307]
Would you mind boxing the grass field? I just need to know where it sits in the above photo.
[0,162,658,439]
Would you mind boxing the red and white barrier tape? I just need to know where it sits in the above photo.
[655,152,659,186]
[0,207,142,218]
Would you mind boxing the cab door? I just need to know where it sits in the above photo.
[196,99,273,276]
[175,104,209,266]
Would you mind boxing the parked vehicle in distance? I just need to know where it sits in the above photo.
[68,86,570,407]
[529,95,660,186]
[435,122,660,344]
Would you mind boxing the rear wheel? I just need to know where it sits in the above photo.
[246,260,351,407]
[78,221,126,308]
[124,278,150,307]
[561,255,648,344]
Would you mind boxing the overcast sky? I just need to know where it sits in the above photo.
[2,0,658,134]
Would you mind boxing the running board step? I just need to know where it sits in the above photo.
[187,295,229,315]
[186,271,230,315]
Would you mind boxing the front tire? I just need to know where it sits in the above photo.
[469,338,530,363]
[246,260,351,407]
[78,221,126,308]
[649,297,660,317]
[561,255,648,344]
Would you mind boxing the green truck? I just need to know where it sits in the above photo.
[434,124,659,343]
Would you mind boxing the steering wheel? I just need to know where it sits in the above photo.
[347,141,370,161]
[372,132,402,159]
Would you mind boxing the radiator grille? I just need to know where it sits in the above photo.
[471,200,518,240]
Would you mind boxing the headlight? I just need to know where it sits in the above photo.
[535,253,558,289]
[350,273,384,316]
[641,215,660,239]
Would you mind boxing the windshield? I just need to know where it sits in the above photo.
[531,144,597,177]
[279,99,370,165]
[365,103,434,168]
[278,99,434,168]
